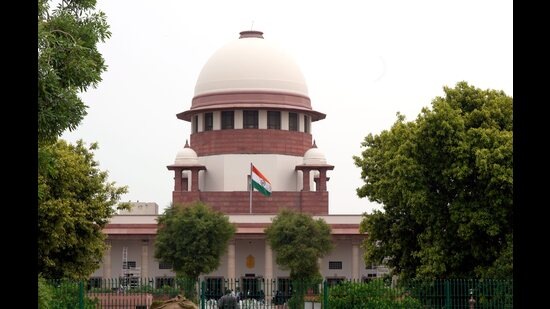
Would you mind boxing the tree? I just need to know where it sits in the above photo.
[154,202,236,300]
[38,0,111,145]
[354,82,512,279]
[38,140,128,279]
[37,0,125,280]
[265,209,333,308]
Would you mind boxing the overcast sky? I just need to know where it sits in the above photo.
[61,0,513,215]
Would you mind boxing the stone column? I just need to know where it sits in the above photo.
[352,240,360,281]
[191,168,200,192]
[265,242,273,280]
[318,169,327,192]
[103,242,112,278]
[173,168,183,191]
[302,169,311,192]
[228,240,236,279]
[263,239,275,304]
[141,240,149,279]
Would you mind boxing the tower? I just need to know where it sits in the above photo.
[168,30,333,215]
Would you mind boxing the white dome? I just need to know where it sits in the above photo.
[174,143,199,166]
[194,31,309,98]
[303,144,327,165]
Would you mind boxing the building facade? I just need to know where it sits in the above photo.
[92,30,388,289]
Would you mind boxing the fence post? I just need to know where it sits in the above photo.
[200,280,205,309]
[444,280,450,309]
[322,280,328,309]
[79,281,84,309]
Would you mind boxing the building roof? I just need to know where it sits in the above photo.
[193,30,309,100]
[173,140,199,166]
[177,30,326,122]
[303,141,327,165]
[103,214,364,236]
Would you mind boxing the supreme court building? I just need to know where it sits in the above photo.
[91,30,389,291]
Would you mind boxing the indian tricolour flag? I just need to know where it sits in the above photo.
[251,164,272,196]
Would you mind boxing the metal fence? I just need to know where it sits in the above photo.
[41,277,512,308]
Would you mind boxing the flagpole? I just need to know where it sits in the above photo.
[249,163,253,214]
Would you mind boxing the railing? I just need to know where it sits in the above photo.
[40,277,513,308]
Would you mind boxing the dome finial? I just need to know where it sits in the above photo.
[312,140,317,148]
[184,140,190,148]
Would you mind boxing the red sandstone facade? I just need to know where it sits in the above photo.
[190,129,313,157]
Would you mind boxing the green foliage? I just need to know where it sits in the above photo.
[41,279,98,309]
[38,140,128,279]
[354,82,512,279]
[265,210,333,280]
[38,0,111,144]
[154,202,236,300]
[38,276,53,309]
[265,209,333,308]
[328,280,423,309]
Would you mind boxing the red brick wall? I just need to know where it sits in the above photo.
[190,129,312,156]
[172,191,328,215]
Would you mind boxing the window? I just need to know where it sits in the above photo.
[88,277,102,289]
[274,278,292,305]
[328,261,342,270]
[243,110,258,129]
[123,261,137,269]
[204,113,213,131]
[193,115,198,133]
[303,115,310,133]
[156,277,175,288]
[326,277,345,287]
[241,276,263,300]
[267,111,281,129]
[205,277,224,300]
[288,113,298,131]
[120,276,139,289]
[221,111,234,129]
[159,261,172,269]
[362,274,377,282]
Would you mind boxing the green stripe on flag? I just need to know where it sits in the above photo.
[252,179,271,196]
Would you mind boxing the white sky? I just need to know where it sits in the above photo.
[61,0,513,215]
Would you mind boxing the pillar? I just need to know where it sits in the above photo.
[318,169,327,192]
[352,241,360,281]
[103,242,112,279]
[264,239,274,304]
[141,240,149,279]
[228,240,236,279]
[173,168,183,191]
[265,242,273,280]
[302,169,311,191]
[191,168,200,192]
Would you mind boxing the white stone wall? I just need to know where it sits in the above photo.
[118,202,158,215]
[198,154,308,192]
[94,237,378,281]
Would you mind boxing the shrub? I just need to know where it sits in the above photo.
[38,276,53,309]
[42,279,99,308]
[327,279,423,309]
